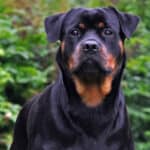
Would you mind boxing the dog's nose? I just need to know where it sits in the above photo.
[82,40,99,54]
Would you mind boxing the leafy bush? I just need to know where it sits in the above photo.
[0,1,55,148]
[0,0,149,149]
[0,102,20,150]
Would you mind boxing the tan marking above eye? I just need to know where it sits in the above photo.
[79,23,86,29]
[98,22,105,28]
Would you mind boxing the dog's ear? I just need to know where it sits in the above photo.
[109,7,140,38]
[44,13,66,42]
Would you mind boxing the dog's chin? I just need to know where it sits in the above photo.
[71,59,111,85]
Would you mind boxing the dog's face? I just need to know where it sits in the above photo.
[45,7,139,106]
[61,8,124,84]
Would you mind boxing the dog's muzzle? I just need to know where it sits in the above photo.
[81,40,100,54]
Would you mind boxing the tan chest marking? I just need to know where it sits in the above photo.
[73,76,113,107]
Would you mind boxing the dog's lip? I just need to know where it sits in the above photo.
[86,58,113,74]
[71,58,113,75]
[85,58,96,64]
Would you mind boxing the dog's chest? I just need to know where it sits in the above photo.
[32,134,106,150]
[66,136,103,150]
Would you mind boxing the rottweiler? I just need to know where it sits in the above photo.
[11,7,140,150]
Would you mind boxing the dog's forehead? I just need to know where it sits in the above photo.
[63,8,120,31]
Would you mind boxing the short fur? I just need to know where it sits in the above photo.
[11,7,139,150]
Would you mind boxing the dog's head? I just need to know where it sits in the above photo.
[45,7,139,106]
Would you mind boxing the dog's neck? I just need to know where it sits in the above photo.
[56,48,126,106]
[72,75,113,107]
[56,49,126,136]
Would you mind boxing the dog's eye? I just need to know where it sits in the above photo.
[103,28,113,36]
[71,29,80,36]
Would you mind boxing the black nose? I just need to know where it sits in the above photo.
[82,40,99,54]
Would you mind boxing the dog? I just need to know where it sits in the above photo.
[11,7,139,150]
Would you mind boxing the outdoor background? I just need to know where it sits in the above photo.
[0,0,150,149]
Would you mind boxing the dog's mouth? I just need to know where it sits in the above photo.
[71,58,112,84]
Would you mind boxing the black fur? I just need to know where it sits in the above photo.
[11,7,139,150]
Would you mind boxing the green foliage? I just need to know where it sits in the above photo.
[0,0,149,149]
[0,0,56,102]
[118,2,150,149]
[0,102,20,150]
[0,0,56,148]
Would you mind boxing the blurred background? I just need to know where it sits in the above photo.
[0,0,149,149]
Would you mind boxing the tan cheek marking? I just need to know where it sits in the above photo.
[79,23,86,29]
[61,41,65,53]
[106,55,116,70]
[100,46,107,57]
[68,45,81,70]
[98,22,105,28]
[100,46,116,71]
[119,40,124,54]
[68,56,74,70]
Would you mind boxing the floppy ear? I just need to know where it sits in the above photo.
[44,13,66,42]
[109,7,140,38]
